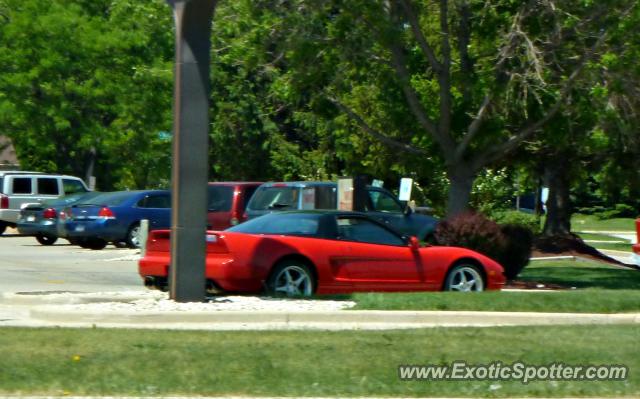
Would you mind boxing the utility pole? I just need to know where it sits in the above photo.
[166,0,217,302]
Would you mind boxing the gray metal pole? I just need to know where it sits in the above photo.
[167,0,217,302]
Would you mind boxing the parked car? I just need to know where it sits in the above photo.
[139,211,505,295]
[245,181,438,241]
[0,171,89,235]
[207,182,261,230]
[16,191,102,245]
[63,190,171,250]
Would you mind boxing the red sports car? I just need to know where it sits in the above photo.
[139,211,505,296]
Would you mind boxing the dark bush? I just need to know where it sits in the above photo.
[498,224,534,281]
[435,212,534,281]
[434,212,507,263]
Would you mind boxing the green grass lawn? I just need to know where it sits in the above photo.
[347,260,640,313]
[0,325,637,397]
[576,232,632,252]
[571,214,636,232]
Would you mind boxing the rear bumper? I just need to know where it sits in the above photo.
[64,220,125,242]
[16,221,58,237]
[139,253,264,293]
[0,209,19,224]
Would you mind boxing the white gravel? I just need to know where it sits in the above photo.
[6,290,355,312]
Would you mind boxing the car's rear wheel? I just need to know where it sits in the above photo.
[35,234,57,246]
[126,223,141,248]
[0,222,6,235]
[85,238,108,250]
[443,264,485,292]
[267,260,315,297]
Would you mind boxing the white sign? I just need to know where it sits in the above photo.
[398,178,413,202]
[337,178,354,211]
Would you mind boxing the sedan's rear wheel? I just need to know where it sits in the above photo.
[126,223,141,248]
[35,234,58,246]
[267,260,315,297]
[85,238,108,250]
[444,264,485,292]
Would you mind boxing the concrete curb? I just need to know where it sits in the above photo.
[27,308,640,330]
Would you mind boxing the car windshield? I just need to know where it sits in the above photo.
[226,213,320,236]
[207,185,233,211]
[247,186,299,210]
[76,191,137,207]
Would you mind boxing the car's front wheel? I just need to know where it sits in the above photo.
[443,264,485,292]
[35,234,57,246]
[267,260,315,297]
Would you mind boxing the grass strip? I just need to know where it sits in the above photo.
[350,289,640,313]
[0,325,637,397]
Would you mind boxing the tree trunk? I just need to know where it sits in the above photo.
[446,166,476,216]
[542,156,572,236]
[84,146,96,188]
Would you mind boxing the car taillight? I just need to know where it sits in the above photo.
[98,207,115,219]
[42,208,57,219]
[0,194,8,209]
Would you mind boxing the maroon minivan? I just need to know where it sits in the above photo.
[207,182,262,230]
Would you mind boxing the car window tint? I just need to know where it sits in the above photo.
[337,217,405,246]
[248,187,299,210]
[227,213,319,235]
[37,178,59,195]
[369,190,402,212]
[80,192,132,206]
[63,179,87,195]
[316,185,337,209]
[143,194,171,208]
[12,177,32,194]
[207,186,233,211]
[242,186,258,210]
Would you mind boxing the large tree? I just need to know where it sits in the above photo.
[268,0,636,215]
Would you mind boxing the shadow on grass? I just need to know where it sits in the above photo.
[520,266,640,289]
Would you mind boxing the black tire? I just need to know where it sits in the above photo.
[266,260,315,297]
[85,238,108,250]
[125,223,142,248]
[35,234,58,246]
[443,263,485,292]
[0,222,6,235]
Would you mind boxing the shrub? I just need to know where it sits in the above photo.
[434,212,507,263]
[498,224,534,281]
[435,211,534,281]
[594,204,637,220]
[490,210,541,234]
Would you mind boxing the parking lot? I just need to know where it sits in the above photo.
[0,228,143,293]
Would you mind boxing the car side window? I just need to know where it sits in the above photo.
[37,178,59,195]
[368,190,403,213]
[336,217,405,246]
[63,179,87,195]
[141,194,170,208]
[12,177,32,194]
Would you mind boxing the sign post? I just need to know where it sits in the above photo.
[167,0,217,302]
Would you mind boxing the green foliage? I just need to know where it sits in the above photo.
[0,0,174,190]
[491,210,542,235]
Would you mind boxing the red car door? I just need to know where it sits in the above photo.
[331,216,425,291]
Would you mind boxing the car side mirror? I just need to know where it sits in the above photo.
[408,236,420,251]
